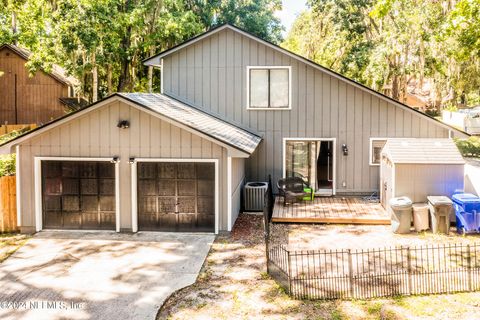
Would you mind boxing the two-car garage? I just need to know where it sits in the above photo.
[3,94,261,234]
[40,159,216,233]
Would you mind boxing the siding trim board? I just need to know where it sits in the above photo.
[15,145,21,227]
[33,156,120,232]
[145,24,467,138]
[227,156,232,231]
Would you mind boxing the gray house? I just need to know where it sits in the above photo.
[0,24,468,234]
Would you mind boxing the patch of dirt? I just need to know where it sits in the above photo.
[157,215,480,320]
[271,223,480,251]
[0,234,29,263]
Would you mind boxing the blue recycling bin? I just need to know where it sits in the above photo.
[452,193,480,234]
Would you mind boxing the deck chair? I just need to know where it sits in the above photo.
[277,177,313,205]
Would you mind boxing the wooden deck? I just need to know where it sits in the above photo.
[272,196,390,225]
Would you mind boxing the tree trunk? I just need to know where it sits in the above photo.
[117,27,132,92]
[147,47,156,92]
[419,39,425,89]
[11,11,17,44]
[107,63,113,95]
[92,52,98,102]
[117,0,133,92]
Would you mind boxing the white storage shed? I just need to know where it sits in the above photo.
[380,138,465,214]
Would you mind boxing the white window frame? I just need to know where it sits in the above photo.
[130,158,219,234]
[246,66,292,110]
[34,156,121,232]
[282,137,336,195]
[369,138,388,166]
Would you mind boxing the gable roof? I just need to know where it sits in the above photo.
[0,44,79,86]
[118,93,261,154]
[143,24,468,138]
[0,93,262,156]
[382,138,465,164]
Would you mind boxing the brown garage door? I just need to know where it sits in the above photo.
[42,161,116,230]
[137,162,215,232]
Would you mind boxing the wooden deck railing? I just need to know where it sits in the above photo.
[0,176,17,233]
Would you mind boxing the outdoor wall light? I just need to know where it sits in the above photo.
[128,157,135,164]
[111,156,120,164]
[342,144,349,156]
[117,120,130,129]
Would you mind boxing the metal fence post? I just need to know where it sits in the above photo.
[406,246,412,295]
[287,249,293,297]
[347,249,354,299]
[467,244,472,291]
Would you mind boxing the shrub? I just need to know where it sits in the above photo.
[0,154,15,177]
[455,137,480,158]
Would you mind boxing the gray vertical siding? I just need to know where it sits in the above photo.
[231,157,245,227]
[162,28,452,194]
[18,101,229,231]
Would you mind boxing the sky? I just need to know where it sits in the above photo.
[276,0,308,36]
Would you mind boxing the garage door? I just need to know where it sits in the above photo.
[137,162,215,232]
[42,161,116,230]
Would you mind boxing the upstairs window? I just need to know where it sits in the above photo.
[247,66,291,109]
[370,138,387,165]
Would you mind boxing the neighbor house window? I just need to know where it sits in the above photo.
[247,66,291,109]
[370,139,387,165]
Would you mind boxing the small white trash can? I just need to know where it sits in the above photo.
[390,196,413,234]
[412,203,429,232]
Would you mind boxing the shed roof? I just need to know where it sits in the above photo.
[0,93,262,156]
[382,138,465,164]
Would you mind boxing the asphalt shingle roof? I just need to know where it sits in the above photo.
[382,138,464,164]
[119,93,261,154]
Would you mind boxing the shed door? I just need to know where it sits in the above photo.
[137,162,215,232]
[42,161,116,230]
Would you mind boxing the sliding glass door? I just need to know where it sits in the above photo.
[285,140,333,192]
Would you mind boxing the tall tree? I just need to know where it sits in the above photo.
[284,0,480,109]
[2,0,283,102]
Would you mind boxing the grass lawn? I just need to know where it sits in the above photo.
[0,233,29,263]
[158,213,480,320]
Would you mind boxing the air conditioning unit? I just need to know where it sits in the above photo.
[244,182,268,212]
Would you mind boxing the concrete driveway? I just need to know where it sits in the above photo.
[0,231,215,320]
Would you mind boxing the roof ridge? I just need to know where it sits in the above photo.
[142,24,469,138]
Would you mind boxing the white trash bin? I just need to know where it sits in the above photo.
[412,203,429,232]
[390,197,413,234]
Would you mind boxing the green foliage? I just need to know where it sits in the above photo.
[444,103,458,112]
[1,0,283,100]
[285,0,480,109]
[0,154,15,177]
[455,137,480,158]
[0,127,31,145]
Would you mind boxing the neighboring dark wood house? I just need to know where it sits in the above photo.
[0,44,83,126]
